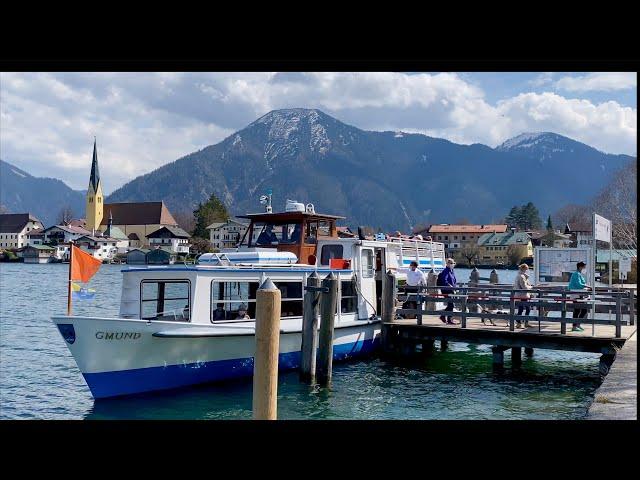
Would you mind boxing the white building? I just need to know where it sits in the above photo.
[207,219,250,250]
[146,226,191,254]
[43,224,92,244]
[75,235,121,260]
[0,213,45,249]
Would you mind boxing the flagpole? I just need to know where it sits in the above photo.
[67,242,73,316]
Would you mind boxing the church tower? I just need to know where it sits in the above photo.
[85,138,104,233]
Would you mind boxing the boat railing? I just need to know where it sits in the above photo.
[386,236,446,268]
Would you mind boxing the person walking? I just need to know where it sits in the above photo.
[513,263,533,328]
[568,261,591,332]
[437,258,458,324]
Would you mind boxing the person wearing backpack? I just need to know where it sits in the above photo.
[437,258,458,324]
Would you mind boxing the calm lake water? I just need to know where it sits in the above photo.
[0,263,602,420]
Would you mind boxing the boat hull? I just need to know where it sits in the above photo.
[51,316,380,399]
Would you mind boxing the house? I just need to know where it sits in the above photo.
[126,248,150,265]
[0,213,45,249]
[146,247,176,265]
[530,230,573,248]
[564,223,593,248]
[416,224,508,263]
[477,229,533,266]
[337,226,356,238]
[42,224,92,245]
[146,225,191,254]
[102,212,131,253]
[22,245,56,264]
[97,201,180,248]
[74,235,121,261]
[25,229,46,246]
[207,219,250,249]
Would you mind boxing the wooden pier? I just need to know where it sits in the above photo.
[381,278,637,374]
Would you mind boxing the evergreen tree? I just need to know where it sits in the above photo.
[504,206,522,228]
[546,215,553,231]
[192,193,230,239]
[522,202,542,230]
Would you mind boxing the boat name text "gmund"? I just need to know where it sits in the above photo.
[96,332,141,340]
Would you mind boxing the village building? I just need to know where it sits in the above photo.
[564,223,593,248]
[146,226,191,254]
[207,219,250,249]
[477,229,533,266]
[74,235,122,261]
[22,244,56,264]
[42,224,92,244]
[0,213,45,249]
[529,229,573,248]
[414,224,508,263]
[126,248,150,265]
[25,229,46,246]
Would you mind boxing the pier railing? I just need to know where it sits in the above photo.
[393,284,635,338]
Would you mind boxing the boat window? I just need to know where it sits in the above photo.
[361,249,374,278]
[140,280,190,322]
[274,281,303,318]
[253,223,302,246]
[211,281,259,321]
[341,279,357,313]
[320,244,343,265]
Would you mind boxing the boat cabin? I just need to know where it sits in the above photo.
[237,208,344,266]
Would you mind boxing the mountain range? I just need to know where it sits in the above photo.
[2,108,636,231]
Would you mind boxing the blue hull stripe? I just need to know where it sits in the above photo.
[84,338,379,399]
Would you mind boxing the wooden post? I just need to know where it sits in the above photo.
[560,291,567,334]
[461,294,467,328]
[615,293,622,338]
[509,295,515,331]
[490,269,499,284]
[416,292,423,326]
[512,347,522,366]
[440,339,448,351]
[382,269,397,323]
[629,288,635,326]
[421,339,435,356]
[252,278,281,420]
[317,272,338,386]
[537,290,544,332]
[426,269,437,314]
[492,346,504,367]
[300,272,320,382]
[524,347,534,356]
[470,267,480,286]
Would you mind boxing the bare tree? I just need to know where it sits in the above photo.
[173,210,196,236]
[551,203,591,231]
[57,205,74,225]
[506,245,523,267]
[459,245,480,266]
[591,160,637,254]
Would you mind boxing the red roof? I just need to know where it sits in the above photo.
[426,224,508,234]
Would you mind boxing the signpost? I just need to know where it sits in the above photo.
[592,213,612,335]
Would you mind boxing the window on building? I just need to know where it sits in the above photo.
[141,280,191,321]
[454,236,458,240]
[320,244,344,265]
[274,281,303,317]
[341,279,357,313]
[211,281,258,321]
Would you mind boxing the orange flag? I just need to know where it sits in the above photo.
[70,244,102,283]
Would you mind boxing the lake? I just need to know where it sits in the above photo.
[0,263,601,419]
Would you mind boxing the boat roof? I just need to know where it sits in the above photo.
[237,211,345,222]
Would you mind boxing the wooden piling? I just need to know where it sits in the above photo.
[440,339,449,351]
[252,278,281,420]
[300,272,320,382]
[426,269,437,313]
[512,347,522,366]
[509,296,516,331]
[615,294,622,338]
[524,347,534,356]
[492,346,504,366]
[470,267,480,286]
[382,269,397,323]
[560,291,567,334]
[490,269,499,284]
[629,288,635,326]
[317,272,338,386]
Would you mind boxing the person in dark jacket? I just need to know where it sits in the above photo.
[438,258,458,324]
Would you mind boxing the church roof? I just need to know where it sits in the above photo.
[89,139,101,192]
[100,202,178,226]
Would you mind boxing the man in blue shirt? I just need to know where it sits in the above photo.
[438,258,458,324]
[568,261,591,332]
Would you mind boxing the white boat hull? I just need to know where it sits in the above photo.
[51,315,381,399]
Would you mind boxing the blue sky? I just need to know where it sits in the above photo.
[0,72,636,194]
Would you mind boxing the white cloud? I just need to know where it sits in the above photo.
[529,72,555,87]
[0,72,636,195]
[554,72,636,92]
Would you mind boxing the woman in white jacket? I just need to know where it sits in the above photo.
[513,264,533,328]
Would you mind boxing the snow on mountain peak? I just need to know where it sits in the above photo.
[496,132,555,151]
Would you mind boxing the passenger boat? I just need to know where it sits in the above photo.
[51,200,446,399]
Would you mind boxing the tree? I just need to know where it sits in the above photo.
[552,203,591,232]
[505,203,542,230]
[173,210,196,236]
[190,237,214,254]
[192,193,230,239]
[506,245,523,267]
[546,215,553,231]
[459,245,480,266]
[57,205,75,225]
[591,159,637,252]
[504,206,522,228]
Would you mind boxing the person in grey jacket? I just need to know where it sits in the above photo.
[513,263,533,328]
